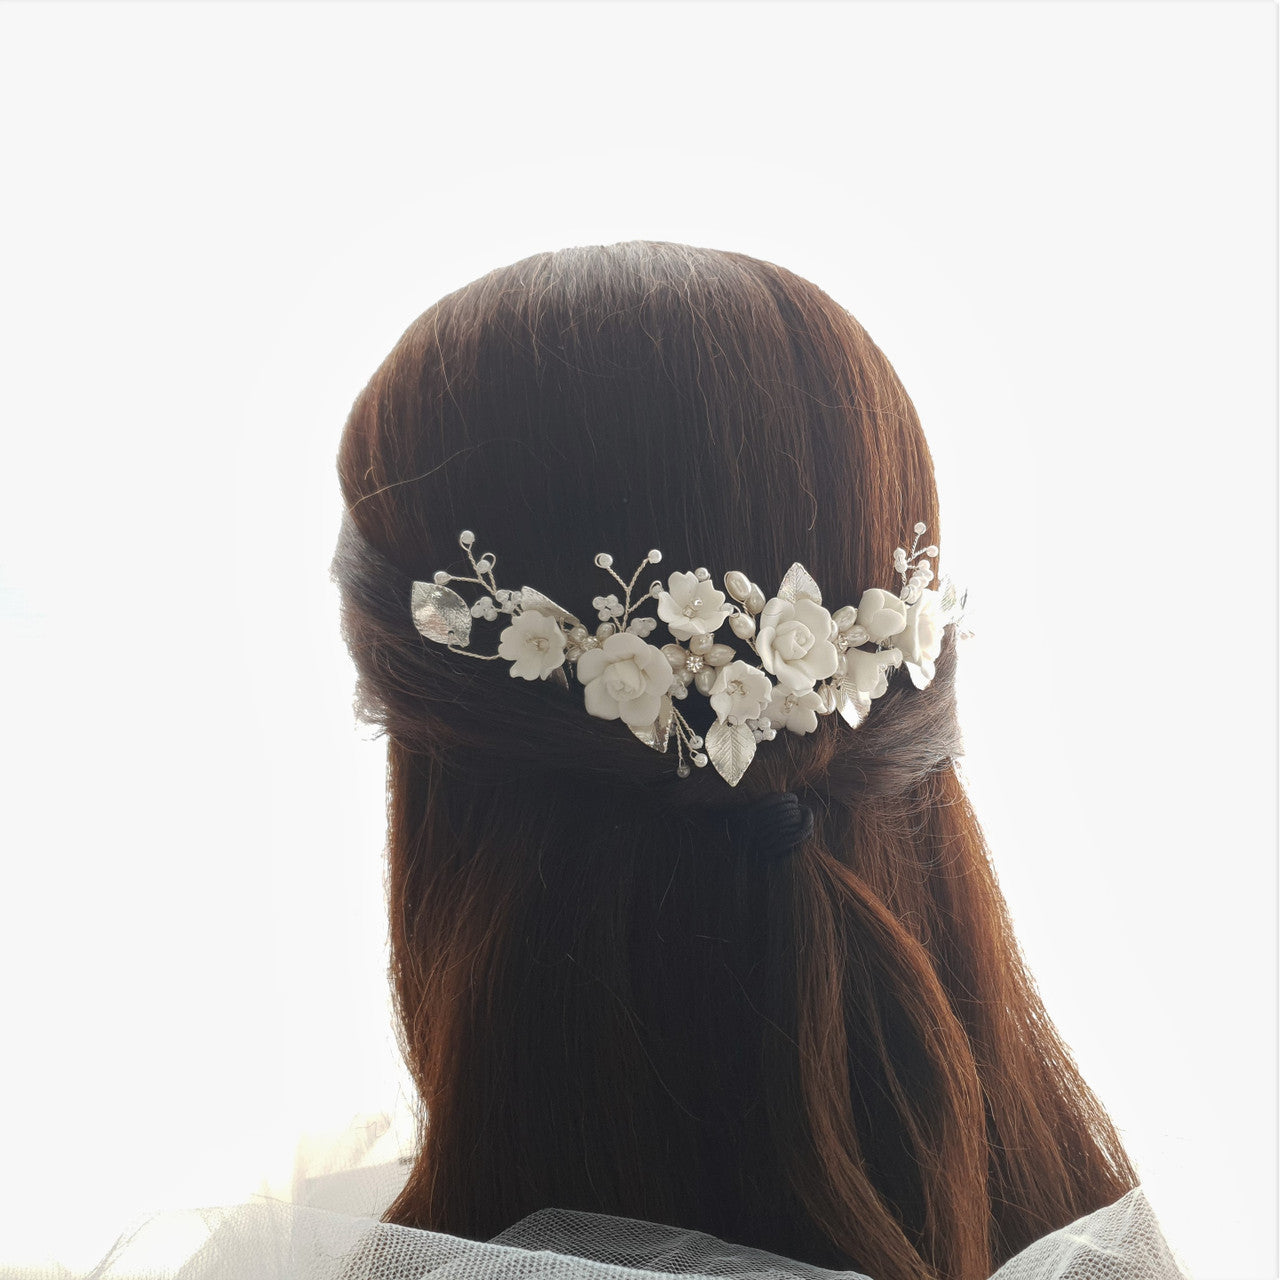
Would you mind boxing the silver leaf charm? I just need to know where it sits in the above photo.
[629,694,674,754]
[835,679,872,728]
[705,719,757,787]
[776,562,822,605]
[935,574,972,638]
[519,585,578,626]
[410,581,473,647]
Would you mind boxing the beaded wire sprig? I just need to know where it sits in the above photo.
[410,524,968,786]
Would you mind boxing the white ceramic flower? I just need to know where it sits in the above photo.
[497,609,568,680]
[765,685,826,736]
[842,645,903,699]
[755,596,840,692]
[897,589,944,685]
[709,659,774,725]
[854,588,908,643]
[656,571,733,642]
[576,632,672,727]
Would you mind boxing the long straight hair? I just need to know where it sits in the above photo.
[332,242,1137,1280]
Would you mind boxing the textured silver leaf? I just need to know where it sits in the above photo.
[777,562,822,605]
[519,585,578,625]
[410,582,473,646]
[937,575,972,629]
[835,679,872,728]
[705,719,756,787]
[629,695,674,754]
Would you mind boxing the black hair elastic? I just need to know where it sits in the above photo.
[717,791,815,863]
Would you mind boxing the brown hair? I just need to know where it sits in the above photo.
[331,241,1136,1280]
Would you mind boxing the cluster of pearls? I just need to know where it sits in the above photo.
[592,593,625,622]
[662,634,737,698]
[896,522,939,604]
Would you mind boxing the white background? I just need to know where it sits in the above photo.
[0,3,1273,1277]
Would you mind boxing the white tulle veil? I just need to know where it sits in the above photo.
[62,1174,1190,1280]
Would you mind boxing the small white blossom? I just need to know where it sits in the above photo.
[854,588,908,643]
[708,659,774,726]
[765,685,826,736]
[497,610,568,680]
[656,571,733,642]
[896,589,944,685]
[843,645,903,699]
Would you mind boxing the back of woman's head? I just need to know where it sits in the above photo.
[332,242,1136,1280]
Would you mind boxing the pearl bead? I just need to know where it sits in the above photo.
[676,763,691,778]
[661,643,686,670]
[745,586,766,614]
[647,549,662,563]
[723,570,751,601]
[926,545,939,557]
[569,626,589,643]
[596,623,617,639]
[729,612,755,640]
[433,571,451,585]
[704,643,735,667]
[694,567,711,582]
[693,667,717,695]
[692,752,708,768]
[688,633,714,656]
[688,735,704,750]
[594,553,614,568]
[914,521,927,535]
[832,605,857,631]
[459,530,475,546]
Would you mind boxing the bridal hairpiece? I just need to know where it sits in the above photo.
[409,524,968,786]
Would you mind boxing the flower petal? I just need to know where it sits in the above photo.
[618,689,662,727]
[775,664,817,693]
[576,648,607,684]
[583,677,620,720]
